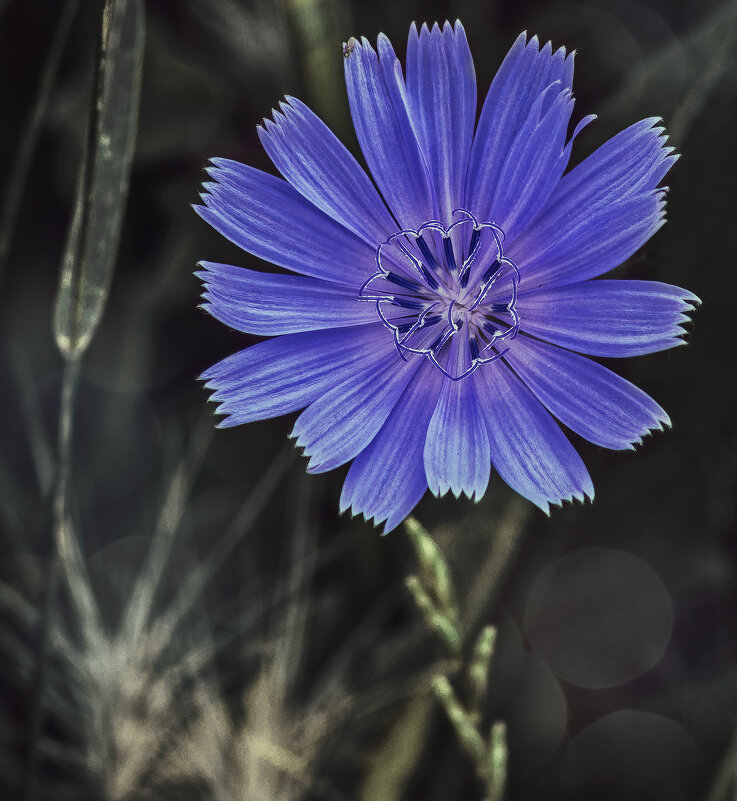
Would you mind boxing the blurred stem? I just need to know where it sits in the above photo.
[0,0,80,285]
[23,2,140,795]
[23,356,81,801]
[704,727,737,801]
[283,0,349,133]
[362,503,528,801]
[405,517,508,801]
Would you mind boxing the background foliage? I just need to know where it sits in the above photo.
[0,0,736,799]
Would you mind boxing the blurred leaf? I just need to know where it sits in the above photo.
[359,695,434,801]
[191,0,293,83]
[405,575,461,656]
[432,675,485,766]
[133,15,235,165]
[53,0,145,359]
[405,516,459,627]
[486,722,508,801]
[602,0,737,144]
[468,626,496,713]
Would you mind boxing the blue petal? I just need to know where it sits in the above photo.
[340,361,444,533]
[197,262,377,335]
[466,33,574,222]
[423,340,491,500]
[504,335,671,450]
[512,192,666,290]
[343,34,435,229]
[547,118,677,208]
[511,118,674,288]
[490,85,576,240]
[198,164,375,286]
[406,20,476,223]
[474,363,594,512]
[291,351,421,473]
[200,325,392,426]
[257,96,396,244]
[517,280,699,356]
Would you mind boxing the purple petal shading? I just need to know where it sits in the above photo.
[257,96,396,244]
[340,361,444,533]
[490,85,575,240]
[194,24,697,530]
[474,362,594,512]
[517,280,699,356]
[504,335,671,450]
[424,340,490,499]
[201,325,393,426]
[291,352,421,474]
[466,33,574,222]
[197,261,377,335]
[510,118,674,289]
[548,117,677,208]
[198,165,375,286]
[406,20,476,223]
[344,34,435,229]
[512,192,666,291]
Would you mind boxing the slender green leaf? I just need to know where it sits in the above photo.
[53,0,145,358]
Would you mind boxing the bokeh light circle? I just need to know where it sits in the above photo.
[562,710,702,801]
[524,547,673,688]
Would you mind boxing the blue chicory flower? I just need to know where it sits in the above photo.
[195,21,699,532]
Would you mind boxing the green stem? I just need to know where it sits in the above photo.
[23,356,81,801]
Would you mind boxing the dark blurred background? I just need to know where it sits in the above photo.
[0,0,735,799]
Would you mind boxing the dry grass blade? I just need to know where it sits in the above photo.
[26,6,146,797]
[53,0,145,358]
[148,445,295,655]
[120,414,213,648]
[9,344,55,496]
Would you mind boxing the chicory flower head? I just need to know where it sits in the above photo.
[196,21,699,532]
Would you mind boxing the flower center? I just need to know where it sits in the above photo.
[359,209,520,380]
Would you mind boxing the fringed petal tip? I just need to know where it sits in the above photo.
[674,291,701,341]
[339,482,386,529]
[338,500,405,536]
[408,19,467,38]
[204,157,235,176]
[679,288,702,307]
[197,388,242,428]
[427,482,487,502]
[515,30,575,65]
[538,482,596,516]
[255,95,316,135]
[290,421,324,467]
[626,415,673,451]
[340,500,379,528]
[197,299,213,322]
[198,360,227,385]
